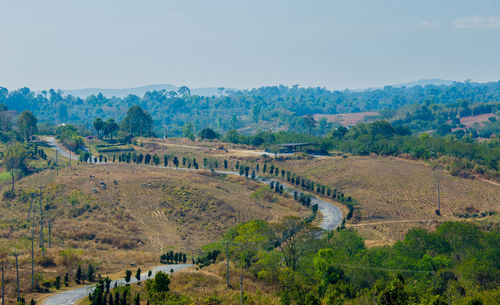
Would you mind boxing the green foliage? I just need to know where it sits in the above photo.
[145,271,171,294]
[56,124,84,152]
[199,127,218,140]
[125,269,132,284]
[182,122,195,140]
[2,141,28,193]
[120,105,153,137]
[16,110,37,142]
[204,218,498,305]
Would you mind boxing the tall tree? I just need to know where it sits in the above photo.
[103,119,119,139]
[0,104,12,132]
[3,142,27,193]
[183,122,195,140]
[16,111,37,142]
[120,106,153,137]
[93,118,104,139]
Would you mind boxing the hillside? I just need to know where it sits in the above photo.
[273,155,500,245]
[0,162,308,303]
[90,137,500,246]
[60,84,233,98]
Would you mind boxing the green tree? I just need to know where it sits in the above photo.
[303,115,316,134]
[87,264,95,282]
[103,119,119,139]
[76,265,83,284]
[135,268,141,284]
[377,278,408,305]
[199,127,218,140]
[183,122,195,141]
[93,118,104,139]
[146,271,170,293]
[120,106,153,137]
[125,270,132,285]
[3,142,27,193]
[16,111,37,142]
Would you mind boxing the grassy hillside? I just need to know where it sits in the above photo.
[0,163,307,303]
[273,155,500,245]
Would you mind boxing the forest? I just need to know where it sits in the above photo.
[1,81,499,137]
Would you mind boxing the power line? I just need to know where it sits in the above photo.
[332,263,435,275]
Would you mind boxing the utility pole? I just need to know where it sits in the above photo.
[39,186,44,255]
[15,253,20,301]
[240,276,243,305]
[31,210,35,291]
[27,197,33,222]
[226,242,230,288]
[434,170,441,216]
[1,260,5,305]
[48,219,51,248]
[56,149,58,176]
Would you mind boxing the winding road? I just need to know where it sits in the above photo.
[43,264,192,305]
[41,137,343,304]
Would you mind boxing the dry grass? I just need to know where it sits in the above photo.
[459,113,497,128]
[170,262,281,305]
[273,155,500,245]
[313,112,379,127]
[0,162,308,303]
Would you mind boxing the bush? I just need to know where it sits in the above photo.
[146,271,171,293]
[37,255,56,267]
[3,189,15,200]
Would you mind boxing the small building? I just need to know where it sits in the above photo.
[274,143,316,153]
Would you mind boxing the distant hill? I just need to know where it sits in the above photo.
[391,78,455,88]
[62,84,236,98]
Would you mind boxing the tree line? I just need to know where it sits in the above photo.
[2,81,499,136]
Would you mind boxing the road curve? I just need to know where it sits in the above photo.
[41,136,343,230]
[41,140,343,305]
[43,264,192,305]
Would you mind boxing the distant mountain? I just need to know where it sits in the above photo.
[62,84,236,98]
[391,78,455,88]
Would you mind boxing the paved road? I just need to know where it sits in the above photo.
[43,264,192,305]
[147,167,343,231]
[41,140,343,305]
[40,136,73,159]
[40,137,343,230]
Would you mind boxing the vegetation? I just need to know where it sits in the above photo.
[55,124,84,153]
[2,142,27,194]
[197,219,499,305]
[223,120,500,180]
[2,81,499,136]
[16,111,37,142]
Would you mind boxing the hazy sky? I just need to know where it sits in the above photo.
[1,0,500,91]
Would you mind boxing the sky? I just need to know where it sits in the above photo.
[1,0,500,91]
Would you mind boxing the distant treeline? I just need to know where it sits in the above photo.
[223,120,500,180]
[1,80,499,135]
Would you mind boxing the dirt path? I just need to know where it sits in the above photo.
[347,219,431,227]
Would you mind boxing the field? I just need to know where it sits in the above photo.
[0,162,308,303]
[459,113,497,128]
[90,138,500,247]
[272,155,500,245]
[313,112,379,127]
